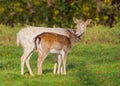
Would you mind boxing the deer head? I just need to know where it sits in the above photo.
[73,18,91,36]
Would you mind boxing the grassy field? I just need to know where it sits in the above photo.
[0,25,120,86]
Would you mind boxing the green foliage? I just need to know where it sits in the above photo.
[0,0,119,27]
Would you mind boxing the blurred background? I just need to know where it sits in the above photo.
[0,0,120,27]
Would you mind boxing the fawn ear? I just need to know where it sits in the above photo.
[85,19,92,26]
[73,17,79,24]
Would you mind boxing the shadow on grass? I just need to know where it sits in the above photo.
[67,63,76,70]
[43,69,53,74]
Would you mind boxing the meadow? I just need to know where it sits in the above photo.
[0,24,120,86]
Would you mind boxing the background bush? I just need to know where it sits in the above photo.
[0,0,120,27]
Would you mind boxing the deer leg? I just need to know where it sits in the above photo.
[21,49,33,75]
[62,52,67,75]
[25,53,34,76]
[53,63,57,74]
[53,54,63,74]
[38,53,42,75]
[57,54,62,74]
[38,52,48,75]
[21,53,26,75]
[53,54,58,74]
[60,65,63,74]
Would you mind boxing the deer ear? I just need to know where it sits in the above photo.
[73,17,79,24]
[85,19,92,26]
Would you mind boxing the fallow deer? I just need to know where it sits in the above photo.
[17,18,91,76]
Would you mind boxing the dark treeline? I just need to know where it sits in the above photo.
[0,0,119,27]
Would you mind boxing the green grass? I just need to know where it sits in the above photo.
[0,25,120,86]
